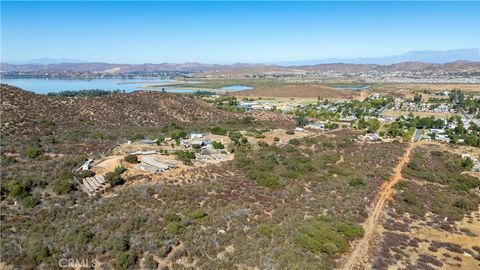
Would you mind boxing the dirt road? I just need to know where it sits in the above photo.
[340,142,414,270]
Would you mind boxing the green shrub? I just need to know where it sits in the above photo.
[212,141,225,149]
[75,170,95,178]
[6,181,30,198]
[24,146,41,159]
[338,139,354,148]
[403,193,419,205]
[286,130,295,135]
[175,150,196,164]
[32,246,51,264]
[395,181,408,190]
[2,154,17,164]
[257,225,278,237]
[105,172,124,186]
[156,136,165,145]
[51,178,74,195]
[116,251,137,270]
[114,165,127,174]
[170,130,187,140]
[325,122,339,129]
[175,151,196,160]
[21,196,41,208]
[453,198,476,210]
[108,236,130,252]
[349,178,366,187]
[164,212,181,223]
[273,137,280,142]
[188,209,208,220]
[461,157,474,170]
[166,221,181,235]
[289,139,300,145]
[256,175,280,189]
[338,222,364,238]
[258,141,269,147]
[295,219,349,254]
[124,154,139,164]
[211,127,227,135]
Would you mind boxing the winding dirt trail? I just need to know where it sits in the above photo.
[340,142,414,270]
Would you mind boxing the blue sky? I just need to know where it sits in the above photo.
[1,1,479,64]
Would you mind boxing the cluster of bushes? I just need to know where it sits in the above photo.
[211,126,227,135]
[170,130,187,140]
[395,147,480,221]
[104,166,126,186]
[51,170,75,195]
[296,217,364,255]
[229,131,248,146]
[235,141,321,188]
[47,89,123,97]
[175,150,196,165]
[4,177,42,208]
[357,117,380,132]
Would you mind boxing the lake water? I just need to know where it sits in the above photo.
[0,78,252,94]
[221,85,253,91]
[0,78,180,94]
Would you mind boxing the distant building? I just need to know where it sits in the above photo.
[130,150,157,155]
[305,122,325,130]
[190,133,203,139]
[191,140,211,148]
[137,157,177,173]
[78,159,94,171]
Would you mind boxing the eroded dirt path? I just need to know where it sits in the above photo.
[340,142,414,270]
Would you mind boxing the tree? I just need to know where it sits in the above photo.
[461,157,474,170]
[170,130,187,140]
[296,115,307,127]
[124,154,139,164]
[465,133,479,147]
[212,141,225,149]
[413,93,422,102]
[105,172,124,186]
[156,136,165,145]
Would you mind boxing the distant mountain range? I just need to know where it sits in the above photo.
[3,49,479,67]
[1,49,479,75]
[274,49,480,66]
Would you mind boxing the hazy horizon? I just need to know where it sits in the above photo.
[2,1,479,64]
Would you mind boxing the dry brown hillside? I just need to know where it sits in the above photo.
[1,84,234,128]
